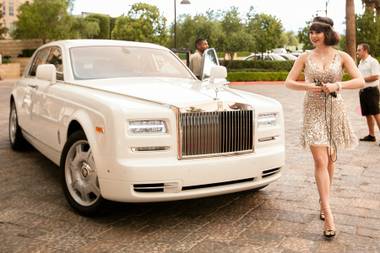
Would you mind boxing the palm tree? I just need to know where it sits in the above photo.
[346,0,356,59]
[362,0,380,15]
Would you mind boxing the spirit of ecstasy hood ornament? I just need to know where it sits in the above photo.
[209,77,226,100]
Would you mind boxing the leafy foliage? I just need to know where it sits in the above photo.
[12,0,72,43]
[227,71,352,82]
[297,21,313,50]
[227,71,295,81]
[85,14,111,39]
[220,60,294,71]
[111,3,168,45]
[0,3,8,39]
[218,7,255,60]
[356,9,380,56]
[175,14,222,50]
[71,16,100,39]
[247,13,284,54]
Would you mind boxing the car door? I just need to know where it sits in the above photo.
[17,47,51,138]
[33,47,65,151]
[200,48,220,80]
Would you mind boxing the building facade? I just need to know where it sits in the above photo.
[1,0,31,37]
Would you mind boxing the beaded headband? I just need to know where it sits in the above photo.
[310,21,333,28]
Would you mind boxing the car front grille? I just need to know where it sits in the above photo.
[179,110,254,158]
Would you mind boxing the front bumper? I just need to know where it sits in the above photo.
[98,144,284,203]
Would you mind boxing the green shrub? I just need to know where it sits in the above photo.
[221,60,294,71]
[1,55,11,64]
[217,52,225,58]
[85,14,111,39]
[177,52,188,60]
[237,51,251,57]
[227,72,290,81]
[229,68,281,72]
[227,71,352,82]
[18,48,37,57]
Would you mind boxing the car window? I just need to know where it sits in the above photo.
[28,47,51,77]
[70,46,194,80]
[46,47,64,80]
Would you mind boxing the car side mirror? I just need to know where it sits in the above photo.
[36,64,56,84]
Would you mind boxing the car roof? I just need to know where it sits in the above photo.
[42,39,169,51]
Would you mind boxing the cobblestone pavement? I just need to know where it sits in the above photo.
[1,80,379,253]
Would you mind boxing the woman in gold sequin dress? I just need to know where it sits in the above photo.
[285,17,364,238]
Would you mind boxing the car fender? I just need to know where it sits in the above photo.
[63,108,108,177]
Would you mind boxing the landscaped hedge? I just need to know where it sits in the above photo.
[227,72,291,81]
[221,60,294,71]
[18,48,37,57]
[227,71,352,82]
[1,55,12,64]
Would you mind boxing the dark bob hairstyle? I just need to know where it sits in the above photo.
[309,16,339,46]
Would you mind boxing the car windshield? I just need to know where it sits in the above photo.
[70,46,194,80]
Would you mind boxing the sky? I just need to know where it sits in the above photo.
[72,0,365,34]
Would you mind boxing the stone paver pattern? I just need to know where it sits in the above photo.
[0,80,379,253]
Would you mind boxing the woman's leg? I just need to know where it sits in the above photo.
[310,145,335,233]
[327,148,336,186]
[310,146,330,206]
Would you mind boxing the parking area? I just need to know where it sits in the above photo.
[1,79,379,253]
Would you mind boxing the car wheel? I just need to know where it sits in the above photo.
[61,131,105,216]
[9,101,27,150]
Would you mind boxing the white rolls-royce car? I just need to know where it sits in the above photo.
[9,40,285,215]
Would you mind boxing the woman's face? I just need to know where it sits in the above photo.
[309,30,325,47]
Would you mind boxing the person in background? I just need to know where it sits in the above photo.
[189,38,209,79]
[356,43,380,144]
[285,16,364,239]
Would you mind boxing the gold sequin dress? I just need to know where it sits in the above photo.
[301,52,358,150]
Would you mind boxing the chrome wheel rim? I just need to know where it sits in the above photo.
[9,106,17,144]
[65,140,100,206]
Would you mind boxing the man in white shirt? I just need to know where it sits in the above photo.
[357,43,380,143]
[189,38,209,79]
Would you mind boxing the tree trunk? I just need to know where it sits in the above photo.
[346,0,356,60]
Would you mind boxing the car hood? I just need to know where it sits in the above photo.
[72,77,278,110]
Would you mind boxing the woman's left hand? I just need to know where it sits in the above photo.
[322,83,338,94]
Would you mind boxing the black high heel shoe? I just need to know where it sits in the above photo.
[322,208,336,239]
[323,229,336,238]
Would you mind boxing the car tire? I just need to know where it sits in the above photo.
[9,101,27,150]
[61,130,106,216]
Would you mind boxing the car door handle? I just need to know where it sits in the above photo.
[28,84,38,89]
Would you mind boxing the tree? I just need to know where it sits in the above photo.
[356,9,380,56]
[12,0,72,43]
[362,0,380,16]
[282,31,299,49]
[346,0,356,59]
[71,16,100,39]
[247,13,284,54]
[111,3,168,45]
[298,21,313,50]
[218,7,254,60]
[0,3,8,39]
[175,14,222,51]
[85,14,110,39]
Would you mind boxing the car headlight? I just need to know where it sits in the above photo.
[257,113,279,128]
[128,120,167,134]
